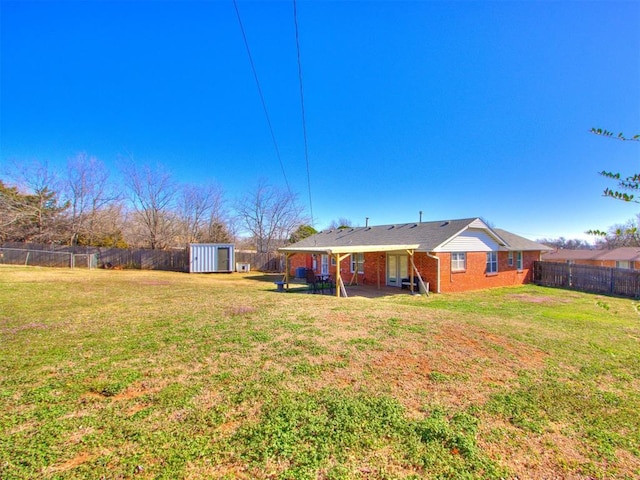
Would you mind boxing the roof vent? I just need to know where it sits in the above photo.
[388,225,395,230]
[411,224,417,228]
[440,221,450,227]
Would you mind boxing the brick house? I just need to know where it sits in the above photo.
[542,247,640,270]
[278,217,552,296]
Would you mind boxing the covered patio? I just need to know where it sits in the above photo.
[278,244,429,298]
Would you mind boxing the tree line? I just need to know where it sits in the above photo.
[538,214,640,251]
[0,154,311,252]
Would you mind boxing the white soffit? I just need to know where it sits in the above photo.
[279,244,420,255]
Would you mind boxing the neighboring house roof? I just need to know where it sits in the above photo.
[596,247,640,262]
[541,247,640,262]
[279,217,551,255]
[541,249,602,261]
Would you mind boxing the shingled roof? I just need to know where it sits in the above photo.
[280,218,550,254]
[542,247,640,262]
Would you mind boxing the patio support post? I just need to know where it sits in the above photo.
[407,250,415,293]
[409,253,429,295]
[334,253,351,297]
[284,253,291,289]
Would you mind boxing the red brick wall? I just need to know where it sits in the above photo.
[287,253,312,277]
[287,250,539,293]
[433,251,536,293]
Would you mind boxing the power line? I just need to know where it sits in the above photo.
[232,0,291,194]
[292,0,314,227]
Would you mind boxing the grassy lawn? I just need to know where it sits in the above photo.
[1,266,639,479]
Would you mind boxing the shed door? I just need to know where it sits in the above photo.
[217,247,230,271]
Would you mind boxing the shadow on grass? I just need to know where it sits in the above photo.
[246,273,413,297]
[247,273,289,283]
[245,273,313,293]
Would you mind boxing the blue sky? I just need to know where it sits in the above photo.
[1,0,639,241]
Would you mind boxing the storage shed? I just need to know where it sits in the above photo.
[189,244,235,273]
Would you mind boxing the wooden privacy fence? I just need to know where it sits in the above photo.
[0,247,97,269]
[533,261,640,298]
[0,243,285,273]
[235,252,283,272]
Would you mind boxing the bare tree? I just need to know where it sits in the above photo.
[204,188,234,244]
[537,237,594,250]
[64,153,121,246]
[175,182,228,247]
[2,160,69,243]
[326,217,354,230]
[0,180,31,242]
[121,162,178,249]
[589,216,640,249]
[235,180,308,253]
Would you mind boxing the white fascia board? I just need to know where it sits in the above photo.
[278,246,332,254]
[468,218,510,247]
[328,244,420,254]
[432,223,510,252]
[279,244,420,255]
[431,225,472,252]
[483,229,510,248]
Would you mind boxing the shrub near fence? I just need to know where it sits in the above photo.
[533,261,640,298]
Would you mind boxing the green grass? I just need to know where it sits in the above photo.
[1,266,639,479]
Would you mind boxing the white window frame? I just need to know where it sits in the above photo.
[321,254,329,275]
[350,252,364,274]
[486,252,498,274]
[616,260,630,269]
[451,252,466,272]
[516,251,523,271]
[508,251,514,267]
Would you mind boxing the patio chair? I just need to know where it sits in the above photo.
[324,276,335,295]
[305,269,320,294]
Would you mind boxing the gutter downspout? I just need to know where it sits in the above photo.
[426,252,440,293]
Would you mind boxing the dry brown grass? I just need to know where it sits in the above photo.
[1,266,639,479]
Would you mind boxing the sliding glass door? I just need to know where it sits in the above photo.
[387,254,407,287]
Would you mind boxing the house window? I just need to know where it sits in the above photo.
[516,251,523,271]
[331,256,336,266]
[616,261,630,269]
[451,252,466,271]
[350,253,364,273]
[486,252,498,274]
[321,254,329,275]
[508,251,514,267]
